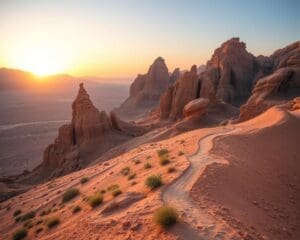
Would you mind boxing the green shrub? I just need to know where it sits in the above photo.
[144,163,152,169]
[13,228,27,240]
[47,217,60,229]
[72,205,82,213]
[62,188,79,203]
[167,167,176,173]
[145,175,163,189]
[154,206,178,228]
[128,173,136,180]
[80,177,89,184]
[88,194,103,208]
[157,149,169,156]
[112,189,122,197]
[13,209,22,217]
[107,184,119,191]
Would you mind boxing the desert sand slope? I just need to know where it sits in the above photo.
[191,107,300,240]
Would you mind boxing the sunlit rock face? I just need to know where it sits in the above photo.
[239,41,300,121]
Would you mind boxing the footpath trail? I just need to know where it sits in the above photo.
[162,127,241,240]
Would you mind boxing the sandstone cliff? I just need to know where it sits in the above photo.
[239,41,300,121]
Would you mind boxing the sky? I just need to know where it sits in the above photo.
[0,0,299,79]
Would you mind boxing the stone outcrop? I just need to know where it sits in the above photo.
[239,41,300,121]
[199,37,256,104]
[118,57,170,114]
[183,98,210,120]
[169,68,180,84]
[40,83,146,178]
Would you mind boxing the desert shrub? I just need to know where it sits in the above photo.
[167,167,176,173]
[178,151,184,156]
[19,211,36,222]
[133,159,141,165]
[62,188,79,203]
[88,194,103,208]
[112,189,122,197]
[121,167,130,176]
[80,177,89,184]
[13,228,27,240]
[47,217,60,229]
[128,173,136,180]
[157,148,169,156]
[35,227,43,234]
[13,209,22,217]
[154,206,178,228]
[144,163,152,169]
[145,175,163,189]
[72,205,82,213]
[107,184,119,191]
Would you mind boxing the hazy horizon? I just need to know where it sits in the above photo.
[1,0,299,79]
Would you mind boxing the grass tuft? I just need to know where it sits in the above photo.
[144,163,152,169]
[145,175,163,189]
[62,188,79,203]
[87,194,103,208]
[80,177,89,184]
[154,206,178,228]
[46,217,60,229]
[112,189,122,197]
[72,205,82,213]
[13,228,27,240]
[13,209,22,217]
[121,167,130,176]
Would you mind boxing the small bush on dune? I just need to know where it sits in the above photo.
[62,188,79,203]
[133,159,141,165]
[13,228,27,240]
[72,205,82,213]
[107,184,119,191]
[13,209,22,217]
[121,167,130,176]
[159,157,170,166]
[47,217,60,229]
[157,149,169,156]
[154,206,178,228]
[88,194,103,208]
[144,163,152,169]
[145,175,163,189]
[18,211,36,222]
[128,173,136,180]
[112,189,122,197]
[80,177,89,184]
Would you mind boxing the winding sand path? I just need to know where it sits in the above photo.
[162,127,241,240]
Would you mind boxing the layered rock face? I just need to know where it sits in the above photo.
[200,37,255,104]
[121,57,169,108]
[159,38,257,120]
[183,98,210,120]
[239,41,300,121]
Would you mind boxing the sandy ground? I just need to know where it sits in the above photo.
[0,107,298,240]
[191,107,300,240]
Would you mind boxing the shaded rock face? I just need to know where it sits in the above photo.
[169,68,180,84]
[42,83,112,176]
[200,37,255,104]
[239,41,300,121]
[183,98,210,120]
[120,57,169,110]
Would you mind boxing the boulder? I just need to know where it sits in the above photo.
[183,98,210,120]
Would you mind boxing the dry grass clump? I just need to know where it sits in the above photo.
[145,175,163,189]
[87,194,103,208]
[112,189,122,197]
[80,177,89,184]
[46,217,60,229]
[62,188,80,203]
[121,167,130,176]
[128,173,136,180]
[157,148,170,165]
[154,206,178,228]
[72,205,82,213]
[13,228,27,240]
[144,163,152,169]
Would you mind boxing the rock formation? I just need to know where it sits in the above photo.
[199,37,256,104]
[169,68,180,84]
[40,83,146,178]
[183,98,210,120]
[118,57,169,109]
[239,41,300,121]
